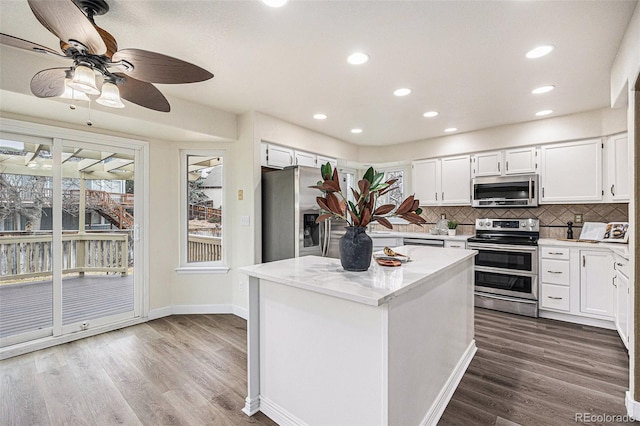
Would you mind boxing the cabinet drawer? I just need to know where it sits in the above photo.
[540,284,570,311]
[615,257,629,278]
[541,259,570,285]
[371,237,403,249]
[540,247,570,260]
[444,240,465,249]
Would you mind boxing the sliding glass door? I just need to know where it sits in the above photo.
[0,129,144,349]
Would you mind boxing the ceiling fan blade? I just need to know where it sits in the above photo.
[115,73,171,112]
[0,33,67,58]
[30,67,67,98]
[112,49,213,84]
[27,0,106,55]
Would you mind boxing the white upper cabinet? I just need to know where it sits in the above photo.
[540,139,603,203]
[316,155,338,171]
[412,159,441,205]
[264,144,294,169]
[413,155,470,206]
[440,155,471,205]
[504,147,537,175]
[261,142,336,170]
[472,151,501,177]
[605,133,629,202]
[472,147,537,177]
[294,150,317,168]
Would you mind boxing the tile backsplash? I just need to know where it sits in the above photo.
[370,203,629,239]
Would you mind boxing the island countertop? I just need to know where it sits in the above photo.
[239,245,476,307]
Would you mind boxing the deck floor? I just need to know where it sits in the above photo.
[0,274,134,339]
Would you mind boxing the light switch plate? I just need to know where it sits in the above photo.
[574,214,583,223]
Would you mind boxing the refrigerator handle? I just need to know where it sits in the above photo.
[321,219,331,256]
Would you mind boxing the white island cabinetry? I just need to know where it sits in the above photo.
[240,246,477,425]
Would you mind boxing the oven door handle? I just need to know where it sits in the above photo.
[467,243,538,252]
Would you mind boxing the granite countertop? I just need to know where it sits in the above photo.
[538,238,630,259]
[368,231,473,242]
[240,246,477,306]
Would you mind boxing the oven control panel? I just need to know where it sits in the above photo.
[476,218,539,232]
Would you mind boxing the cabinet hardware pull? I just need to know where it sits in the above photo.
[506,161,509,171]
[548,296,563,300]
[442,192,444,201]
[498,162,500,172]
[613,276,617,287]
[616,262,624,267]
[611,184,615,196]
[435,192,438,201]
[542,187,545,198]
[582,255,585,267]
[547,271,562,274]
[548,252,564,255]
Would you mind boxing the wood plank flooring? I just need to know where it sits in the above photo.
[439,308,631,426]
[0,308,630,425]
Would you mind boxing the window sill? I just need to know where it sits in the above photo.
[175,266,230,275]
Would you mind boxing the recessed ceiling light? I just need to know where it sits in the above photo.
[393,88,411,97]
[261,0,288,7]
[423,111,439,118]
[347,52,369,65]
[531,85,555,94]
[313,113,327,120]
[526,45,555,59]
[444,127,458,133]
[351,128,363,134]
[535,110,554,116]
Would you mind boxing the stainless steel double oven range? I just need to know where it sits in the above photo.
[467,218,540,318]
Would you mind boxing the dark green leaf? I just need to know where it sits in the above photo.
[363,167,374,183]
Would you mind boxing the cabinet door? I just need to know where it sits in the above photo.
[266,144,294,169]
[441,155,471,205]
[540,139,602,203]
[317,155,337,170]
[615,270,629,349]
[472,151,501,177]
[294,150,317,168]
[504,147,537,175]
[260,142,268,167]
[580,250,614,319]
[606,133,629,202]
[412,159,440,205]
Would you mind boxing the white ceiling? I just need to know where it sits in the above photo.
[0,0,637,146]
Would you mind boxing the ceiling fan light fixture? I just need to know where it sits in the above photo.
[96,81,125,108]
[61,74,90,101]
[68,64,100,95]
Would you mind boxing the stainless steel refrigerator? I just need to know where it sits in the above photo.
[262,166,345,262]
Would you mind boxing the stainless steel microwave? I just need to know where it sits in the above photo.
[472,174,539,208]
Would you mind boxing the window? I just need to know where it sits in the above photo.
[179,151,226,272]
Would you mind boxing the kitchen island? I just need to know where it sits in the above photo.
[239,246,477,426]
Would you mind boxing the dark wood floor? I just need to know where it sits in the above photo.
[439,308,631,426]
[0,308,630,425]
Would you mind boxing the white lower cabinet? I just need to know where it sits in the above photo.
[580,250,614,319]
[614,254,630,349]
[444,240,465,249]
[539,244,616,327]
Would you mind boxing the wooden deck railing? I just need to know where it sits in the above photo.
[188,234,222,262]
[0,232,128,282]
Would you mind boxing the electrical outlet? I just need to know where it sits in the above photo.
[574,214,583,224]
[238,189,243,200]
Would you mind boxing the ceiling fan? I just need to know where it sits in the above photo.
[0,0,214,112]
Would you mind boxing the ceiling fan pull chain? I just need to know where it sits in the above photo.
[87,98,93,127]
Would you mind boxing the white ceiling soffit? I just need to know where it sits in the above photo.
[0,0,637,146]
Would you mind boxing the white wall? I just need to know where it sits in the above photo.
[358,107,627,164]
[611,1,640,108]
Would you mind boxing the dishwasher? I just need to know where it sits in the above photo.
[403,238,444,248]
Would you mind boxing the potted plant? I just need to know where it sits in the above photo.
[312,163,426,271]
[447,220,459,236]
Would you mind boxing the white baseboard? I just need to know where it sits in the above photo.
[538,310,616,330]
[148,304,248,320]
[421,339,477,426]
[626,391,640,419]
[259,395,308,426]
